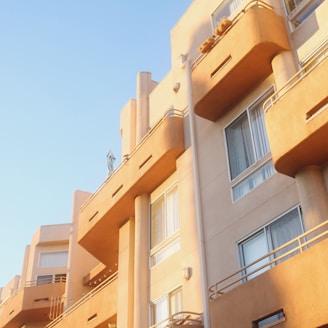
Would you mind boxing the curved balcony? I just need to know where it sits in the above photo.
[264,45,328,177]
[192,1,290,121]
[78,110,185,265]
[209,220,328,327]
[0,278,66,328]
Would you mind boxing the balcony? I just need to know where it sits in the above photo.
[0,278,66,328]
[192,1,290,121]
[46,272,118,328]
[208,220,328,327]
[78,110,185,265]
[264,45,328,177]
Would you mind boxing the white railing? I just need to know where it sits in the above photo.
[80,108,185,212]
[0,276,66,309]
[46,271,118,328]
[209,220,328,300]
[263,42,328,112]
[150,311,203,328]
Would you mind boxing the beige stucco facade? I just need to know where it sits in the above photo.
[1,0,327,327]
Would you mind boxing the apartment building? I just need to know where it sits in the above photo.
[0,224,71,328]
[176,0,327,327]
[1,0,327,328]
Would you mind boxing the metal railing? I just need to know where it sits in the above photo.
[263,42,328,112]
[150,311,203,328]
[46,271,118,328]
[192,0,273,69]
[80,108,185,212]
[0,276,66,309]
[209,220,328,300]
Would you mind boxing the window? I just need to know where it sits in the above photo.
[36,273,66,285]
[253,310,285,328]
[284,0,324,27]
[239,206,304,280]
[232,161,275,201]
[39,251,68,268]
[150,185,180,266]
[151,288,183,328]
[36,275,53,285]
[212,0,244,30]
[226,88,273,180]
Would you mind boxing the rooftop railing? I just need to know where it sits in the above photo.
[263,41,328,112]
[46,271,118,328]
[209,220,328,300]
[150,311,203,328]
[80,108,185,212]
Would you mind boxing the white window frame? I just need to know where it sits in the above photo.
[238,206,304,280]
[284,0,324,28]
[211,0,244,31]
[38,251,68,268]
[151,287,183,328]
[225,87,275,200]
[36,273,67,285]
[150,184,180,267]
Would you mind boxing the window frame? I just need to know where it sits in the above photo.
[38,250,69,268]
[224,87,275,200]
[151,287,183,328]
[283,0,324,28]
[238,205,304,280]
[224,87,274,181]
[211,0,245,32]
[150,184,180,267]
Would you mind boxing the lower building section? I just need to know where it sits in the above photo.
[209,221,328,328]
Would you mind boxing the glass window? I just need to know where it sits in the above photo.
[36,275,53,285]
[239,206,304,280]
[212,0,244,29]
[39,251,68,268]
[150,185,179,261]
[225,88,273,180]
[152,288,183,328]
[284,0,324,26]
[232,161,275,201]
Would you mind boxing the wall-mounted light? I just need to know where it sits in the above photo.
[183,267,192,280]
[173,82,181,93]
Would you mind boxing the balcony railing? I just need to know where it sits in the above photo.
[264,42,328,112]
[80,109,185,212]
[192,1,290,121]
[46,271,118,328]
[209,220,328,300]
[150,311,203,328]
[0,276,66,309]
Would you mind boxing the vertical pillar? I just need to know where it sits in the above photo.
[271,50,297,90]
[117,218,135,328]
[295,166,328,229]
[136,72,158,143]
[134,194,150,328]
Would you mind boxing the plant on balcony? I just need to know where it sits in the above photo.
[198,37,215,53]
[214,17,232,37]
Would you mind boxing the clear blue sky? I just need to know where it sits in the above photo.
[0,0,193,288]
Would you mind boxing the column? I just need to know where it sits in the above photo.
[271,50,297,90]
[295,165,328,229]
[117,218,135,328]
[134,194,150,328]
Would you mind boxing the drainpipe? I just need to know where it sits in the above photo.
[182,54,210,328]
